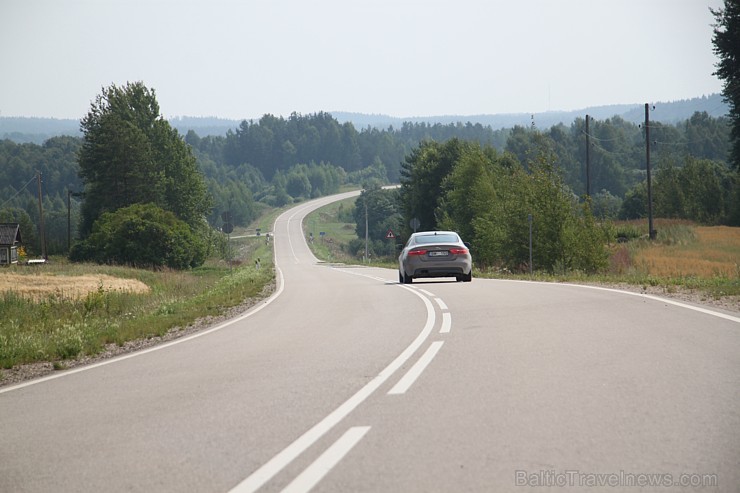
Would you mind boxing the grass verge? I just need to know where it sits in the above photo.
[0,234,274,373]
[303,197,362,264]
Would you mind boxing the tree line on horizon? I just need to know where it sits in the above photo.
[178,108,739,230]
[0,87,737,261]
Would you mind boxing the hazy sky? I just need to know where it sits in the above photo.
[0,0,725,120]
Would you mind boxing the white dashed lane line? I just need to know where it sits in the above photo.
[238,270,453,492]
[440,312,452,334]
[434,297,448,310]
[282,426,372,493]
[387,341,445,395]
[230,277,437,493]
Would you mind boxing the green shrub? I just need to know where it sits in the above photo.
[614,224,643,242]
[70,203,207,269]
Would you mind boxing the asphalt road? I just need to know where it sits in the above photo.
[1,191,738,493]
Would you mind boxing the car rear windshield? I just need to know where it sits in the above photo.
[414,233,459,244]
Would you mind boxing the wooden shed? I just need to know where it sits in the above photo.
[0,223,22,265]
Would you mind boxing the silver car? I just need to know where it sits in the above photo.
[399,231,472,284]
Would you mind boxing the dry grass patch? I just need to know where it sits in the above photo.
[633,226,739,278]
[0,273,150,301]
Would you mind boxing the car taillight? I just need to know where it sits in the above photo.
[449,248,468,255]
[408,249,427,256]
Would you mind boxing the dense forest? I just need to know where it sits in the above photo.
[399,139,610,273]
[0,107,736,258]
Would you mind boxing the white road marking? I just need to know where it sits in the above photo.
[440,312,452,334]
[284,191,362,266]
[286,207,306,264]
[229,285,436,493]
[388,341,445,395]
[501,280,740,324]
[0,266,287,395]
[281,426,371,493]
[419,289,435,297]
[0,195,349,395]
[434,297,448,310]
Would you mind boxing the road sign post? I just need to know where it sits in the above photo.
[528,214,533,275]
[410,218,420,233]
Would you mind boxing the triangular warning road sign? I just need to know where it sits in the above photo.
[385,229,396,239]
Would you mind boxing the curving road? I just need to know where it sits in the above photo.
[1,191,739,493]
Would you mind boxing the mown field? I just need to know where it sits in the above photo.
[0,233,274,375]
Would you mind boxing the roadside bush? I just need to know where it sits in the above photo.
[444,146,608,274]
[70,203,207,269]
[614,223,643,242]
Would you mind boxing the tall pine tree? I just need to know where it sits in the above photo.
[78,82,211,236]
[712,1,740,225]
[712,0,740,171]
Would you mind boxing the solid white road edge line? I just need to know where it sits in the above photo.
[281,426,372,493]
[440,312,452,334]
[388,341,445,395]
[0,193,342,395]
[498,279,740,324]
[229,285,436,493]
[285,206,307,264]
[0,266,287,395]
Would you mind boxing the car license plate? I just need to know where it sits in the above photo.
[428,251,449,257]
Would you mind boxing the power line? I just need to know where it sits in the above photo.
[653,138,712,147]
[0,175,37,209]
[587,139,631,156]
[580,130,623,143]
[582,126,721,149]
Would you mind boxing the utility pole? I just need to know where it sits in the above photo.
[585,114,591,197]
[645,103,656,240]
[36,170,47,259]
[67,190,72,252]
[67,190,83,252]
[528,213,533,275]
[364,193,369,263]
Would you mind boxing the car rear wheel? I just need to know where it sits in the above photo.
[462,271,472,282]
[400,271,413,284]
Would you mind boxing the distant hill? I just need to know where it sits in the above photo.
[0,94,728,143]
[332,94,729,130]
[168,116,243,138]
[0,117,81,144]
